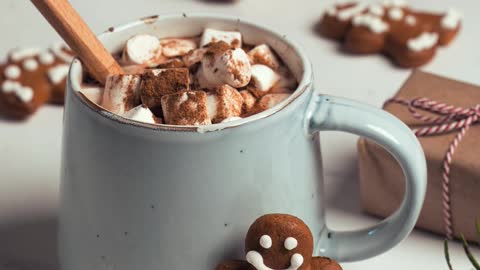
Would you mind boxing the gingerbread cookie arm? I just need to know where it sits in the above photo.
[215,260,251,270]
[318,3,366,40]
[310,257,342,270]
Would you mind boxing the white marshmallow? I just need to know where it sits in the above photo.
[122,105,157,124]
[200,28,242,48]
[250,64,281,94]
[160,38,197,57]
[122,34,163,67]
[407,32,439,52]
[256,94,290,110]
[199,48,252,88]
[221,116,242,123]
[182,48,207,67]
[102,74,141,114]
[247,44,281,70]
[79,85,104,104]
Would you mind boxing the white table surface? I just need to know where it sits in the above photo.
[0,0,478,269]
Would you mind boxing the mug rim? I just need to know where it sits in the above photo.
[68,12,313,133]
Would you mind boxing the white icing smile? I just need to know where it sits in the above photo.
[246,251,304,270]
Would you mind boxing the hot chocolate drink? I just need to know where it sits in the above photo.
[79,28,298,125]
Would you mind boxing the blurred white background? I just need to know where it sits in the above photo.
[0,0,478,269]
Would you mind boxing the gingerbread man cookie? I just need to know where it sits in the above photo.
[215,214,342,270]
[318,0,461,67]
[0,44,74,119]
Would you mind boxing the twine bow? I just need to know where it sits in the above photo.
[386,97,480,240]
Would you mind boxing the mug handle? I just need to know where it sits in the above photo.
[307,94,427,262]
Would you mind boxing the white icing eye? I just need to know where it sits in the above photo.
[259,235,272,249]
[284,237,298,250]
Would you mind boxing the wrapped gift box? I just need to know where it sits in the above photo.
[358,70,480,242]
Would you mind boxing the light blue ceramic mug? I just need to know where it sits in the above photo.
[61,13,427,270]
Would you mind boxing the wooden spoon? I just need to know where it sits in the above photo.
[31,0,123,85]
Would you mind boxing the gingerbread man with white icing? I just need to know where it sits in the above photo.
[215,214,342,270]
[318,0,461,67]
[0,44,74,119]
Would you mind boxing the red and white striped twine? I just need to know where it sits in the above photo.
[386,97,480,240]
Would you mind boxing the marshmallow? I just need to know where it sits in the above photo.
[79,84,104,104]
[247,44,281,70]
[161,91,211,125]
[122,34,164,67]
[122,104,158,124]
[199,42,252,88]
[102,74,141,114]
[160,38,197,57]
[248,64,281,97]
[182,48,207,67]
[200,28,242,48]
[221,116,242,123]
[255,93,290,111]
[140,68,191,108]
[206,85,243,123]
[239,90,257,114]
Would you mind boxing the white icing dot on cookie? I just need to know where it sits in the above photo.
[353,14,389,33]
[48,64,70,85]
[284,237,298,250]
[23,59,39,71]
[327,6,338,16]
[337,3,367,21]
[51,42,74,63]
[382,0,406,7]
[368,4,384,17]
[39,52,55,65]
[407,32,439,52]
[388,8,404,21]
[10,48,42,62]
[405,15,416,26]
[2,80,33,103]
[5,65,21,79]
[259,235,272,249]
[441,8,462,29]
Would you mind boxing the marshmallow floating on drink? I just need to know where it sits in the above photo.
[79,28,298,126]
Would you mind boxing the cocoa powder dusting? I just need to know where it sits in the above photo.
[140,68,190,108]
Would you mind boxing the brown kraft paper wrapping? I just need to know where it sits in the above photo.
[358,70,480,242]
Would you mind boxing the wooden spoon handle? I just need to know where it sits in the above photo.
[31,0,123,84]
